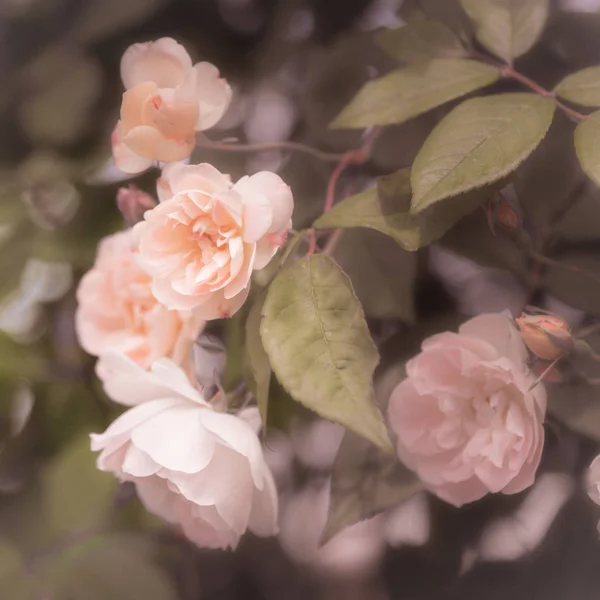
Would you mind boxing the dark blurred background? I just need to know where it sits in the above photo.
[3,0,600,599]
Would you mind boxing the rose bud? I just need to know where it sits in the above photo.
[116,185,156,226]
[486,192,521,238]
[515,313,573,361]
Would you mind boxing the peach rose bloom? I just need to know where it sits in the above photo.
[388,312,547,507]
[91,355,278,549]
[134,162,293,318]
[112,37,232,173]
[75,230,204,375]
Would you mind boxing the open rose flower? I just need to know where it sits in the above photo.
[388,312,547,507]
[112,37,232,173]
[134,162,293,318]
[90,354,278,549]
[75,230,204,377]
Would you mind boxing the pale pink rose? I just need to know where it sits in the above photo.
[587,455,600,506]
[75,230,204,376]
[388,312,547,507]
[134,163,293,318]
[90,354,278,549]
[112,37,232,173]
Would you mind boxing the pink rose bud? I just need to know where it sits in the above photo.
[515,313,573,361]
[486,194,521,237]
[116,185,156,225]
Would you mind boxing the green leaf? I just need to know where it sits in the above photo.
[315,169,495,251]
[411,93,555,213]
[575,110,600,187]
[314,183,416,247]
[331,59,499,129]
[43,436,117,537]
[39,534,177,600]
[406,0,473,41]
[322,430,421,544]
[266,378,309,433]
[260,255,392,452]
[460,0,550,64]
[332,228,417,322]
[555,66,600,107]
[375,15,468,63]
[245,292,271,428]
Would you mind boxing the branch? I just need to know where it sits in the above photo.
[500,65,588,121]
[197,137,346,163]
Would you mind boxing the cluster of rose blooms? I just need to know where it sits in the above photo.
[75,37,600,551]
[77,38,290,549]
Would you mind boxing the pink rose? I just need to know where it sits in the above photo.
[388,312,547,507]
[587,454,600,506]
[112,37,232,173]
[134,162,293,318]
[91,355,278,549]
[75,230,204,375]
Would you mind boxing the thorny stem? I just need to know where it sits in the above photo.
[197,137,345,163]
[323,229,344,256]
[529,251,600,284]
[307,127,382,257]
[499,65,588,121]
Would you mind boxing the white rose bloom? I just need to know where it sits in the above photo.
[90,354,278,549]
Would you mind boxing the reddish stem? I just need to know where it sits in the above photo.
[306,128,382,257]
[307,229,317,257]
[529,251,600,284]
[323,229,344,256]
[500,65,587,121]
[197,137,345,163]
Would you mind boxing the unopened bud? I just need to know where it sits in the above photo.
[486,194,521,238]
[515,313,573,361]
[116,185,156,226]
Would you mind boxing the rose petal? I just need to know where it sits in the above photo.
[130,405,216,473]
[123,125,195,163]
[121,37,193,90]
[166,163,233,197]
[112,123,153,174]
[191,62,232,130]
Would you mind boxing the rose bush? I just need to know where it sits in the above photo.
[91,354,278,549]
[112,37,232,173]
[388,312,547,507]
[133,162,293,317]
